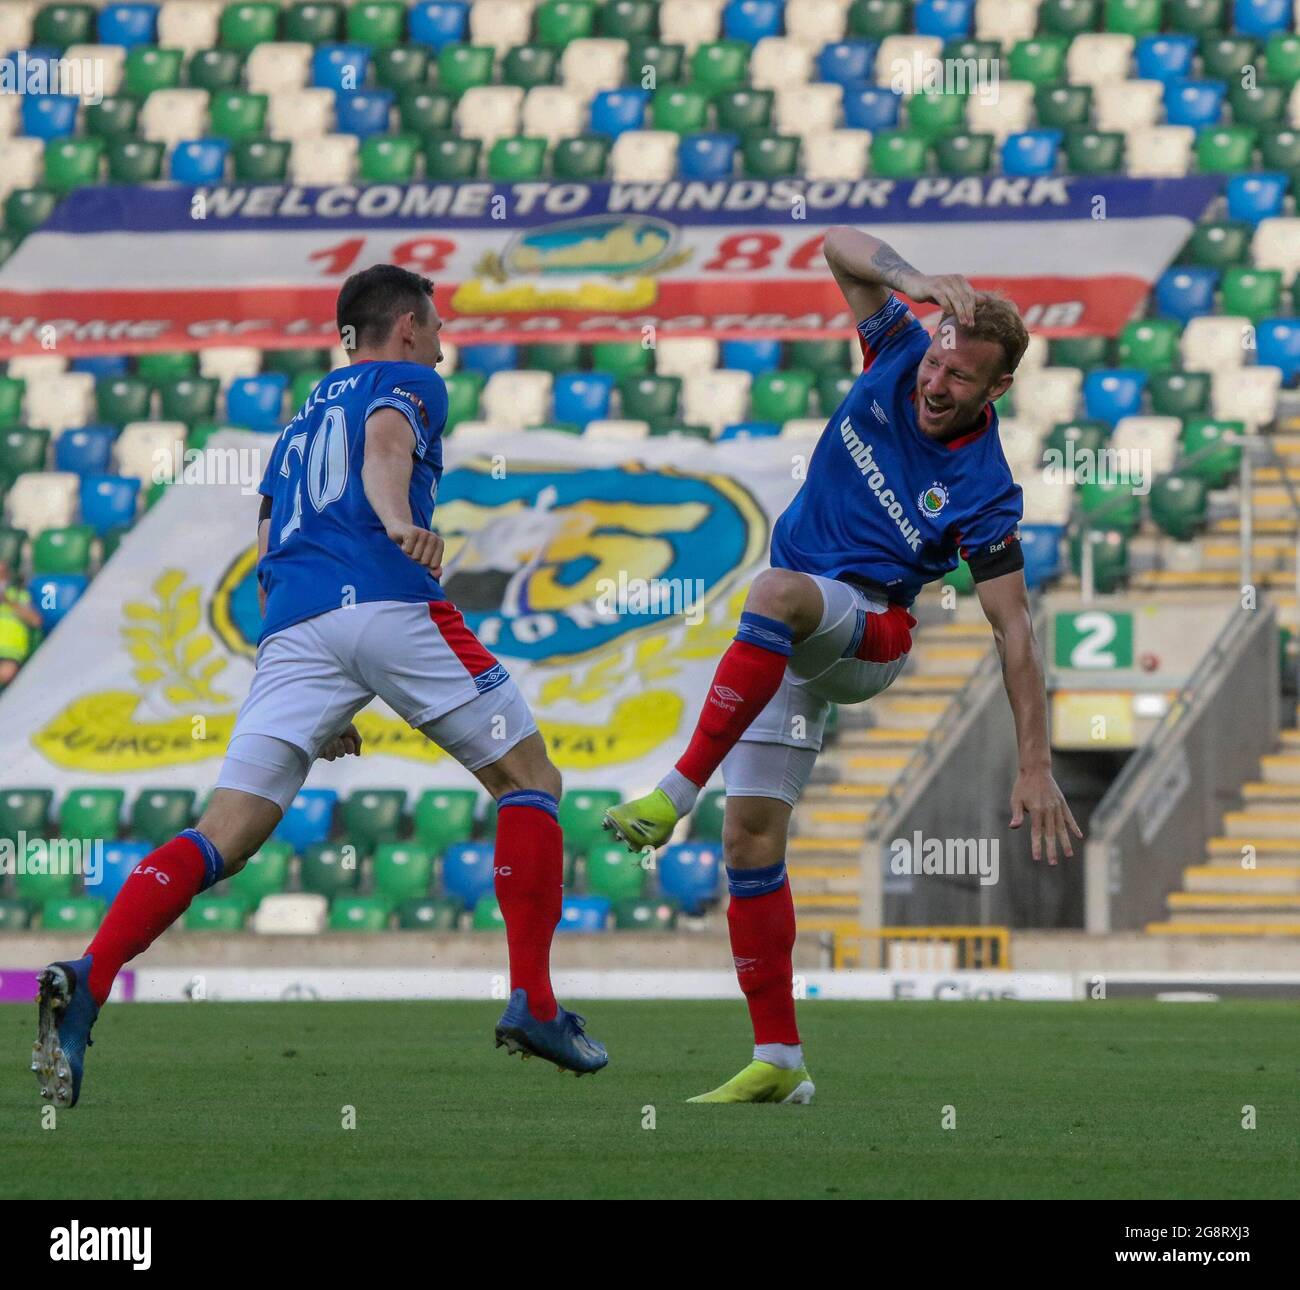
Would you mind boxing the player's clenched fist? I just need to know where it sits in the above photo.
[319,722,363,762]
[387,521,444,577]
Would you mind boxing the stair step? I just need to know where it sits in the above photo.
[792,892,858,912]
[1148,915,1300,930]
[891,674,969,695]
[1257,754,1300,784]
[834,726,929,750]
[1242,781,1300,802]
[1169,891,1300,909]
[1185,866,1300,893]
[1222,810,1300,838]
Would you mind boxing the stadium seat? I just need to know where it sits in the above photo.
[0,788,53,842]
[32,525,94,576]
[613,898,677,930]
[553,373,615,428]
[1252,217,1300,285]
[1233,0,1291,39]
[21,95,79,141]
[7,473,80,534]
[300,842,361,899]
[221,839,292,912]
[585,844,648,901]
[1181,314,1253,370]
[0,899,32,930]
[557,894,610,933]
[184,895,247,931]
[1079,479,1141,533]
[553,134,611,178]
[1181,417,1243,486]
[1149,471,1209,540]
[226,374,289,433]
[1221,268,1283,323]
[1112,415,1182,477]
[1165,78,1227,129]
[1256,319,1300,383]
[844,86,901,131]
[805,129,873,179]
[139,89,208,149]
[79,474,140,535]
[521,87,585,146]
[658,842,722,914]
[247,42,312,95]
[274,788,337,851]
[42,897,105,933]
[721,339,783,375]
[1094,80,1164,132]
[340,789,406,856]
[396,897,461,930]
[1083,369,1147,425]
[329,895,390,931]
[1211,366,1281,429]
[60,787,124,842]
[93,840,151,908]
[170,139,229,184]
[1149,370,1211,417]
[1002,129,1062,175]
[442,842,495,909]
[1127,126,1195,178]
[335,90,394,138]
[1196,127,1257,174]
[251,892,327,934]
[0,427,50,489]
[559,789,621,858]
[1154,267,1219,322]
[129,788,195,847]
[313,43,370,91]
[1226,173,1289,225]
[372,843,434,908]
[1136,33,1197,81]
[1019,524,1063,588]
[1117,320,1182,372]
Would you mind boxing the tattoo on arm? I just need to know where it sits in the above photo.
[869,243,920,291]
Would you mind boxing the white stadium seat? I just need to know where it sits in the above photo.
[0,139,47,200]
[964,81,1036,141]
[1124,126,1194,178]
[803,130,871,180]
[1288,82,1300,129]
[449,420,511,443]
[658,0,722,53]
[0,96,21,141]
[775,84,843,139]
[7,354,68,381]
[784,0,847,49]
[752,38,816,91]
[610,130,679,181]
[63,46,125,100]
[24,373,96,438]
[1181,315,1252,372]
[246,43,314,95]
[683,370,752,435]
[1007,366,1082,431]
[139,89,209,148]
[1211,367,1282,431]
[560,39,630,97]
[1067,34,1136,88]
[438,340,458,374]
[653,338,719,379]
[251,893,327,935]
[456,86,524,145]
[268,89,334,141]
[781,418,825,440]
[469,0,532,54]
[1021,474,1073,526]
[1111,416,1181,479]
[200,347,262,384]
[1018,333,1049,374]
[584,419,651,441]
[114,422,188,484]
[974,0,1039,49]
[522,87,587,146]
[157,0,222,55]
[1251,218,1300,287]
[289,135,358,185]
[1094,80,1163,132]
[4,472,80,534]
[995,419,1045,479]
[874,36,943,93]
[0,3,36,53]
[482,372,553,429]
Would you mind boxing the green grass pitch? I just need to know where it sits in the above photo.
[3,1000,1296,1199]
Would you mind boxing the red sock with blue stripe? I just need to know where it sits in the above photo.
[494,790,563,1022]
[727,860,800,1047]
[84,829,224,1006]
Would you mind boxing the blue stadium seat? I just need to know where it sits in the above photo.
[97,4,159,47]
[409,1,470,47]
[1019,524,1063,589]
[844,86,902,131]
[915,0,973,40]
[55,426,116,476]
[1233,0,1291,37]
[1135,34,1197,83]
[591,88,649,138]
[21,95,79,139]
[679,131,738,179]
[226,374,289,433]
[1256,319,1300,384]
[80,475,140,535]
[1002,130,1062,177]
[71,356,128,378]
[558,894,611,932]
[93,840,151,907]
[273,788,337,851]
[170,139,229,184]
[313,44,371,92]
[718,420,781,440]
[1164,79,1226,129]
[1154,266,1219,323]
[1083,369,1148,426]
[1226,172,1287,226]
[723,0,783,42]
[458,343,518,376]
[817,41,878,87]
[721,339,783,373]
[335,90,394,138]
[553,372,614,427]
[659,842,722,915]
[441,842,495,909]
[29,574,88,630]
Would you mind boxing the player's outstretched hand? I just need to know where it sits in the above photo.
[387,521,444,577]
[320,722,363,762]
[1009,766,1083,866]
[909,273,978,328]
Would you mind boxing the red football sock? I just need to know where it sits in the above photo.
[84,832,215,1006]
[493,793,563,1022]
[728,875,799,1045]
[675,613,794,790]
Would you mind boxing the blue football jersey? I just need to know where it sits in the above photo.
[769,294,1023,605]
[257,359,449,640]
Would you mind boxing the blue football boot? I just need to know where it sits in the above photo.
[494,988,608,1076]
[32,955,100,1108]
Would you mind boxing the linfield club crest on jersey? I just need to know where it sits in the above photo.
[918,482,949,520]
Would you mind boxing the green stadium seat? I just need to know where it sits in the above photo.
[944,39,1003,67]
[848,0,908,38]
[935,132,993,174]
[1078,480,1141,534]
[158,377,220,424]
[264,348,331,377]
[1035,85,1092,129]
[4,189,59,238]
[1116,320,1181,372]
[1181,417,1242,486]
[601,0,659,39]
[1041,0,1101,37]
[330,895,390,931]
[0,898,32,930]
[17,855,77,906]
[341,789,405,855]
[1044,418,1109,461]
[1196,126,1257,174]
[126,47,184,98]
[1229,84,1287,129]
[1200,35,1257,81]
[1065,129,1124,174]
[693,40,750,93]
[35,3,96,48]
[396,896,460,930]
[628,41,684,86]
[360,134,419,181]
[523,343,584,374]
[654,85,711,134]
[537,0,597,46]
[1221,268,1282,322]
[107,139,164,183]
[584,845,646,901]
[744,133,800,178]
[138,352,198,383]
[32,525,94,576]
[372,843,434,907]
[1166,0,1227,35]
[613,898,676,930]
[97,376,152,425]
[1148,370,1210,417]
[715,88,773,137]
[0,379,24,429]
[0,526,26,569]
[188,49,245,93]
[399,90,454,136]
[1260,128,1300,171]
[222,839,292,911]
[1050,335,1111,368]
[593,341,652,378]
[472,896,506,930]
[220,3,280,51]
[184,895,247,931]
[412,788,478,853]
[347,0,406,45]
[620,373,680,422]
[870,131,928,177]
[290,371,327,408]
[1069,528,1129,593]
[788,339,850,372]
[42,897,104,932]
[234,139,290,183]
[285,1,344,43]
[0,788,52,841]
[0,428,49,487]
[439,45,496,97]
[907,92,966,140]
[59,788,123,842]
[1180,221,1252,268]
[553,135,610,179]
[690,789,727,841]
[1009,37,1069,85]
[817,370,856,414]
[130,789,196,847]
[300,842,362,898]
[1266,34,1300,86]
[752,370,814,421]
[210,91,268,142]
[488,136,548,181]
[100,526,131,561]
[425,136,481,180]
[1149,473,1208,541]
[443,371,484,429]
[84,97,139,140]
[559,789,621,858]
[374,47,430,91]
[1105,0,1162,36]
[502,44,558,89]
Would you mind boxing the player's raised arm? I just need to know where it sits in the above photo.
[822,225,977,327]
[975,568,1082,866]
[362,406,444,576]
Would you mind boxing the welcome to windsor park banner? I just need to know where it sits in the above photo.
[0,429,803,798]
[0,175,1220,355]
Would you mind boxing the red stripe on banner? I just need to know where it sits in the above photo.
[0,276,1152,356]
[428,600,498,679]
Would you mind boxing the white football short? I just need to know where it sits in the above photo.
[721,574,909,807]
[215,598,537,810]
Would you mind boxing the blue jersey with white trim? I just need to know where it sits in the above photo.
[769,294,1023,605]
[257,360,448,641]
